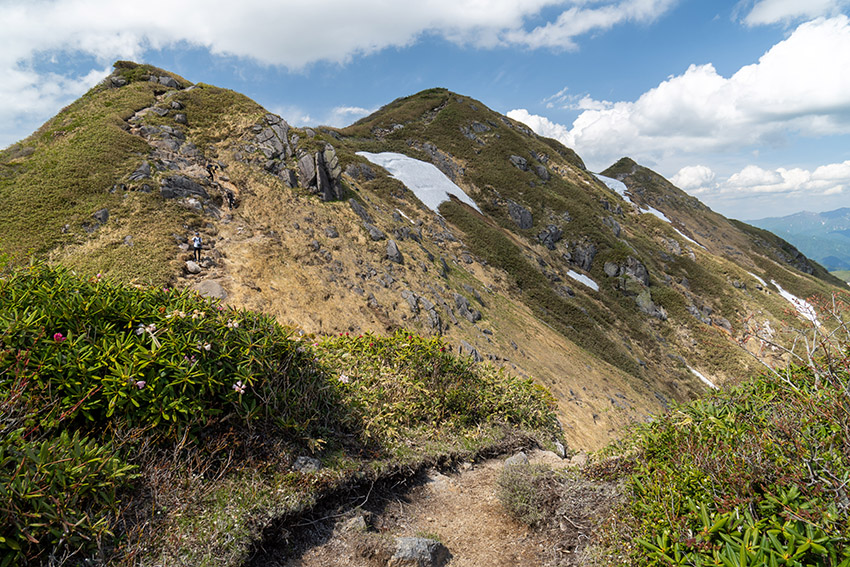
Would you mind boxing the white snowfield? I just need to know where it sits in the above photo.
[594,174,704,249]
[356,152,481,214]
[688,365,718,389]
[567,270,599,291]
[771,280,820,326]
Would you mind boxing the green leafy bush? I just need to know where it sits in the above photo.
[617,296,850,567]
[0,262,336,562]
[0,262,335,432]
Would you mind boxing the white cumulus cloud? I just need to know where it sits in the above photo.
[510,16,850,170]
[0,0,680,148]
[671,165,716,190]
[742,0,850,26]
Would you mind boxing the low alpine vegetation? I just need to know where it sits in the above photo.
[0,261,560,565]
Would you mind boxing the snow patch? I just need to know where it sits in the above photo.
[771,280,820,325]
[688,365,718,389]
[357,152,481,214]
[747,271,767,287]
[567,270,599,291]
[594,174,703,248]
[395,208,415,224]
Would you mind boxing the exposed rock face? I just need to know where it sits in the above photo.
[636,289,667,320]
[507,200,533,229]
[571,241,597,271]
[255,114,292,160]
[298,145,344,201]
[459,340,482,362]
[623,256,649,286]
[453,293,481,323]
[160,175,209,200]
[509,155,528,171]
[537,225,563,250]
[344,162,375,181]
[388,537,451,567]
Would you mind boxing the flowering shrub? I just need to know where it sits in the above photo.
[0,263,336,562]
[0,263,335,432]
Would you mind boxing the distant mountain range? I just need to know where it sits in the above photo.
[749,208,850,271]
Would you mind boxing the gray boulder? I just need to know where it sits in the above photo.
[185,261,202,274]
[193,280,228,300]
[453,293,481,323]
[509,155,528,171]
[533,164,550,181]
[174,113,187,125]
[364,223,386,241]
[92,208,109,224]
[507,200,533,229]
[572,241,597,271]
[459,340,482,362]
[504,452,530,467]
[158,76,179,89]
[349,198,374,223]
[604,261,620,277]
[388,537,451,567]
[387,240,404,264]
[344,162,375,181]
[129,162,151,181]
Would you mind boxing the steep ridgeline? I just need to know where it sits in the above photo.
[1,64,843,450]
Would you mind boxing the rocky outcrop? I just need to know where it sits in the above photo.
[507,200,533,229]
[453,293,481,323]
[298,144,344,201]
[160,176,209,200]
[509,155,528,171]
[537,225,563,250]
[571,241,597,271]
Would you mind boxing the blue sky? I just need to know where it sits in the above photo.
[2,0,849,219]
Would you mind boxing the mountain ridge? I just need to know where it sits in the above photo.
[2,60,849,566]
[749,207,850,271]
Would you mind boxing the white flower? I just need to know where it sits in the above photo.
[204,343,212,351]
[232,381,246,394]
[226,319,239,329]
[338,374,350,384]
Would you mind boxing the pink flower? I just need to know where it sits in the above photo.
[232,381,246,395]
[135,380,146,389]
[53,332,66,342]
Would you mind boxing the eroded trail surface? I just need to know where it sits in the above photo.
[266,450,578,567]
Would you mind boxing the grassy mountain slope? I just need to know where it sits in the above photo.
[2,62,850,565]
[1,64,846,454]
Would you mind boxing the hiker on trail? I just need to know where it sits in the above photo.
[192,232,202,262]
